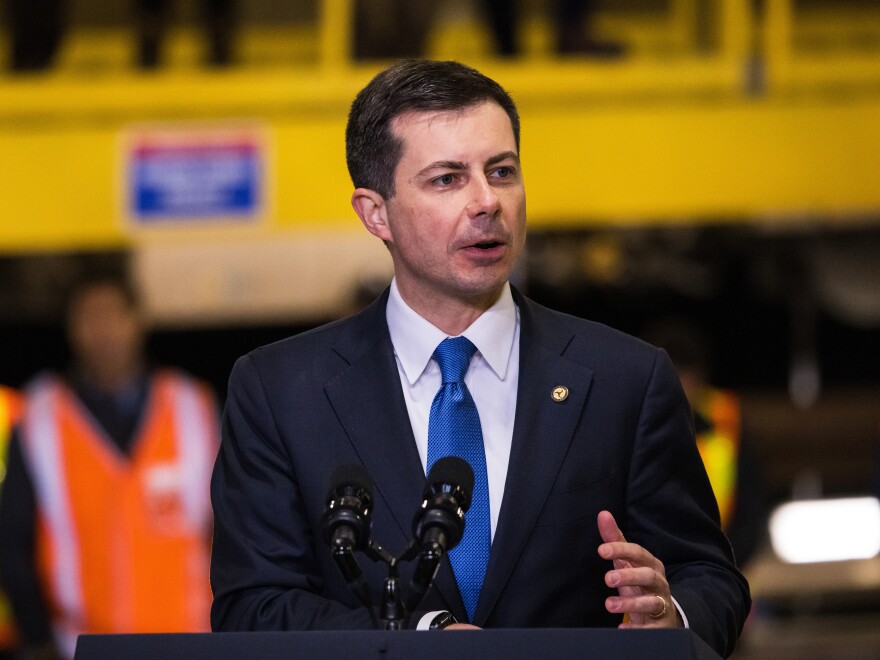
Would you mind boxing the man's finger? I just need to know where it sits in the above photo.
[597,510,625,546]
[599,541,660,568]
[605,566,666,592]
[605,593,668,616]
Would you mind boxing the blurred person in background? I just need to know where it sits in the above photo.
[644,319,767,569]
[0,273,218,659]
[354,1,437,60]
[0,386,23,658]
[5,0,67,72]
[483,0,624,57]
[136,0,236,67]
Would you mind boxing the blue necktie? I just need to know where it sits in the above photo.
[426,337,490,622]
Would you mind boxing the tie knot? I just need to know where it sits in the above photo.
[433,337,477,384]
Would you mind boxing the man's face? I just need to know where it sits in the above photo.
[378,101,526,308]
[67,284,144,387]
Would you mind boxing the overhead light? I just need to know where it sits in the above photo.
[770,497,880,564]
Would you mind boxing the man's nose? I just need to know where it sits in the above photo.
[467,175,500,219]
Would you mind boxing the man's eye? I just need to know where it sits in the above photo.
[493,166,514,179]
[435,174,456,186]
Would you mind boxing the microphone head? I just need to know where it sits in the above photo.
[412,456,474,551]
[327,463,373,499]
[425,456,474,511]
[322,463,374,549]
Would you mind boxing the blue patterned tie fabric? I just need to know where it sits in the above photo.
[426,336,490,622]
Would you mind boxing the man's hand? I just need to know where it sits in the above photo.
[444,623,482,630]
[597,510,683,628]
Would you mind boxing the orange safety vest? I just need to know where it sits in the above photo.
[0,386,23,650]
[19,371,217,656]
[694,388,741,530]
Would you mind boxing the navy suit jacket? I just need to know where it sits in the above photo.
[210,289,750,657]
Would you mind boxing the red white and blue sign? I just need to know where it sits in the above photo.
[124,125,267,225]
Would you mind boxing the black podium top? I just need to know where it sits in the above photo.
[75,628,722,659]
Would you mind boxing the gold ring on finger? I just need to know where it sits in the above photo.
[649,595,668,619]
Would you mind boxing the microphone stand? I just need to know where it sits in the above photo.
[331,530,439,630]
[362,540,423,630]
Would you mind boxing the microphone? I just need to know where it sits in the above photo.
[406,456,474,611]
[322,463,374,553]
[321,464,374,613]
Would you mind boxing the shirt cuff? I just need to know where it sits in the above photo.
[416,611,448,630]
[670,595,689,628]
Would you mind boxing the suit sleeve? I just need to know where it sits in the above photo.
[210,354,375,631]
[624,349,751,658]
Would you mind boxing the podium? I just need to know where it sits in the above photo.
[75,628,722,659]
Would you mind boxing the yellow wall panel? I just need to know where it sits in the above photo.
[0,127,126,250]
[272,118,356,229]
[523,97,880,224]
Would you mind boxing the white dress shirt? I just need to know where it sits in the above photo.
[385,278,520,540]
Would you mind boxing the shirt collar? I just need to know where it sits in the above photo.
[386,279,518,386]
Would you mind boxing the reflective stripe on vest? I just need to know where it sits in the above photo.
[21,372,216,645]
[22,379,84,639]
[695,389,740,529]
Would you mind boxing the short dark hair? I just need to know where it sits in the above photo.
[345,59,521,199]
[65,270,140,318]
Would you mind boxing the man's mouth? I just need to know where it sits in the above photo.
[473,241,502,250]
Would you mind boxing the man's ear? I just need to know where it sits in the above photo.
[351,188,392,242]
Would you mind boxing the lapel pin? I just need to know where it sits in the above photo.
[551,386,569,402]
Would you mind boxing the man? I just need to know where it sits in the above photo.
[6,0,65,72]
[0,274,218,659]
[136,0,235,68]
[210,60,750,657]
[482,0,624,57]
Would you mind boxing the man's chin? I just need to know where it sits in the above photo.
[450,273,510,304]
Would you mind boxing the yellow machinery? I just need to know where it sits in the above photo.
[1,0,879,253]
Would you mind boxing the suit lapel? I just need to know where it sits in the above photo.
[323,292,466,617]
[474,294,594,625]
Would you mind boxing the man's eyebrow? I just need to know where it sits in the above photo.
[416,160,467,177]
[416,151,520,178]
[486,151,520,167]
